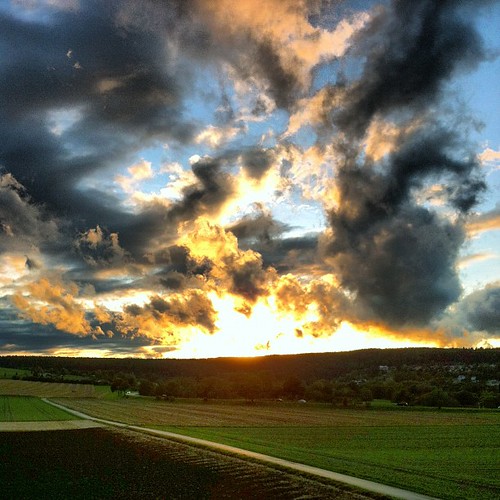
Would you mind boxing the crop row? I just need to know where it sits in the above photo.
[0,427,374,499]
[51,398,500,500]
[0,396,76,421]
[0,379,96,397]
[52,397,499,427]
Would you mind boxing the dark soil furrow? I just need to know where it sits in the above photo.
[0,427,381,499]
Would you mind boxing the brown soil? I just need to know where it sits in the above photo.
[0,426,384,499]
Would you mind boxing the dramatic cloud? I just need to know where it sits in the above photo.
[1,0,498,356]
[180,220,274,303]
[333,0,488,137]
[12,277,103,336]
[318,0,493,329]
[438,283,500,339]
[460,284,500,334]
[75,225,127,267]
[0,173,60,253]
[117,290,218,339]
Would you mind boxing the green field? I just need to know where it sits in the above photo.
[52,397,500,499]
[0,396,76,421]
[0,367,31,379]
[156,422,498,499]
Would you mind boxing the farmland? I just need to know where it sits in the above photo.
[0,379,96,398]
[0,396,76,421]
[0,427,378,499]
[53,398,500,500]
[0,367,31,378]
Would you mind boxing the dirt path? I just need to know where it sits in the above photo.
[45,399,438,500]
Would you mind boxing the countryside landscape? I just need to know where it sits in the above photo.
[1,348,499,499]
[1,0,500,498]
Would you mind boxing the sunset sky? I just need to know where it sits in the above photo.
[1,0,499,359]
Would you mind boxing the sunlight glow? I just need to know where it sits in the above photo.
[162,293,436,359]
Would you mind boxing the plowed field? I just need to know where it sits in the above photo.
[51,398,499,500]
[0,427,378,499]
[52,397,498,426]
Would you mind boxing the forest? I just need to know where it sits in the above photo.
[1,348,499,408]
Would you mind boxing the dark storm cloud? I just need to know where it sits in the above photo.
[227,256,268,302]
[0,1,194,231]
[260,235,319,272]
[321,0,492,328]
[154,244,212,290]
[325,203,466,326]
[334,0,491,137]
[437,283,500,338]
[0,173,60,253]
[460,284,500,334]
[240,148,276,180]
[228,211,289,244]
[253,38,301,110]
[228,210,318,273]
[323,124,484,326]
[166,156,235,225]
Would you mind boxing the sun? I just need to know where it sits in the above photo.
[160,293,435,359]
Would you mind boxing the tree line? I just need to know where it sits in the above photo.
[1,348,499,408]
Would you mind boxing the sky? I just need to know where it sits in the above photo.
[0,0,499,359]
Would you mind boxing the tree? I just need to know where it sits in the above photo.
[282,376,305,400]
[479,390,500,408]
[110,376,128,395]
[236,373,263,402]
[454,390,479,407]
[305,380,333,402]
[138,379,157,396]
[414,389,458,409]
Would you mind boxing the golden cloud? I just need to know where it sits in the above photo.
[117,289,218,340]
[197,0,367,88]
[179,219,276,302]
[466,207,500,235]
[12,277,97,336]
